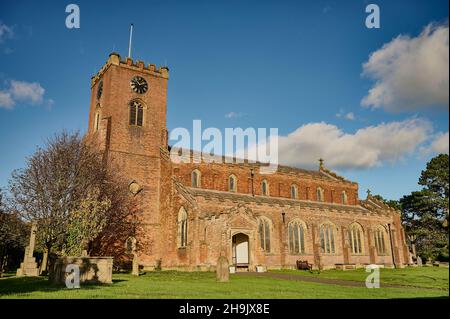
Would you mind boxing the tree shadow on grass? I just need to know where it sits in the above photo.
[0,276,127,297]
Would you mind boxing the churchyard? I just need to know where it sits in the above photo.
[0,267,447,299]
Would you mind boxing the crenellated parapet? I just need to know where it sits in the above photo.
[91,52,169,87]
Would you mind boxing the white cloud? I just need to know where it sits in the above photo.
[225,112,243,119]
[0,91,14,109]
[249,118,432,170]
[361,23,449,112]
[0,80,49,109]
[336,109,356,120]
[10,80,45,104]
[428,132,449,154]
[0,22,14,43]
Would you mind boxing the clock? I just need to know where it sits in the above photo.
[130,76,148,94]
[97,81,103,99]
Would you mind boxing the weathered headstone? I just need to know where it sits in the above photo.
[132,253,139,276]
[16,223,39,276]
[416,256,422,266]
[216,256,229,282]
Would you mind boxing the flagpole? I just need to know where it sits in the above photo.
[128,23,134,58]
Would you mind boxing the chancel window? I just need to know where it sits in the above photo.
[228,175,237,192]
[290,184,298,199]
[374,226,387,255]
[320,223,336,254]
[178,207,188,248]
[288,220,306,254]
[258,218,271,252]
[191,170,201,188]
[348,223,363,254]
[129,100,144,126]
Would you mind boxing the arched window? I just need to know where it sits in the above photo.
[290,184,298,199]
[261,179,269,196]
[374,226,387,255]
[258,217,271,252]
[177,207,188,248]
[228,174,237,192]
[316,187,324,202]
[129,100,144,126]
[348,223,364,254]
[319,222,336,254]
[342,191,348,204]
[288,220,306,254]
[191,169,201,188]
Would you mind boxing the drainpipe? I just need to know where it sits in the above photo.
[387,223,397,268]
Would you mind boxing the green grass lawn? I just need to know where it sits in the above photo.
[272,266,450,290]
[0,267,448,299]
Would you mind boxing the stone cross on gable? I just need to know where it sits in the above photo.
[319,158,324,169]
[366,189,371,198]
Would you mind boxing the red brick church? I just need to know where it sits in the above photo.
[88,53,411,271]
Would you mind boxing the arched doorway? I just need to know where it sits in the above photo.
[232,233,249,270]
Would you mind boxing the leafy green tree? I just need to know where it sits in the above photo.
[64,188,111,256]
[401,154,449,261]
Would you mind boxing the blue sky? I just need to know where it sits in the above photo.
[0,0,448,200]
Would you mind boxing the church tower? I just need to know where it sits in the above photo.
[88,53,169,266]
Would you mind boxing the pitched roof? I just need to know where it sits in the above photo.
[183,185,371,214]
[169,147,356,184]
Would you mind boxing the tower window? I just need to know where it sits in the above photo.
[129,100,144,126]
[94,111,100,132]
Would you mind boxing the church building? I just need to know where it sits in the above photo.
[87,53,411,271]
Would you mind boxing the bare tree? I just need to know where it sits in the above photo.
[8,131,136,274]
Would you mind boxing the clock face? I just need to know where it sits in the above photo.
[97,81,103,99]
[130,76,148,94]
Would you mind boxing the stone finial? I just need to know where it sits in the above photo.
[108,52,121,65]
[319,158,324,170]
[158,66,169,78]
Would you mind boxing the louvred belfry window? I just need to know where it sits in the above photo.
[129,100,144,126]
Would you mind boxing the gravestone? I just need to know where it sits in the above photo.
[216,256,229,282]
[49,256,113,284]
[416,256,422,266]
[16,223,39,276]
[132,253,139,276]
